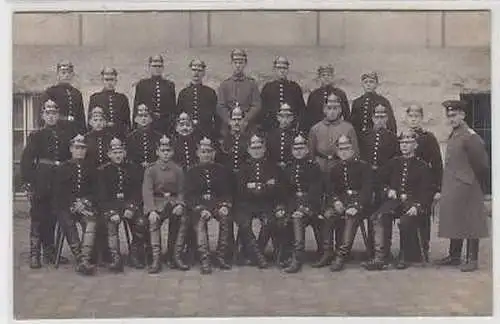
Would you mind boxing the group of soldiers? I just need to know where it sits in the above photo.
[20,48,490,276]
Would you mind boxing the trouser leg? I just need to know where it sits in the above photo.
[396,216,419,268]
[196,217,211,275]
[173,213,190,271]
[215,214,232,270]
[77,218,97,275]
[237,214,267,268]
[420,214,431,262]
[361,213,390,271]
[435,238,463,266]
[37,200,57,264]
[165,216,180,267]
[92,215,111,265]
[29,216,42,269]
[461,238,479,272]
[331,216,359,271]
[107,219,123,272]
[128,216,147,269]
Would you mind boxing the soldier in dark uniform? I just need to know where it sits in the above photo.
[303,64,350,133]
[133,55,176,133]
[259,56,306,132]
[318,135,373,272]
[362,130,433,270]
[216,49,261,137]
[280,134,323,273]
[235,134,287,269]
[406,104,443,262]
[143,135,187,273]
[176,59,220,140]
[359,104,400,261]
[436,100,489,272]
[97,137,147,272]
[88,67,131,139]
[20,99,74,268]
[351,72,397,138]
[52,134,97,275]
[41,60,87,134]
[185,137,234,274]
[85,107,114,265]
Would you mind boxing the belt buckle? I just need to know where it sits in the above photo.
[202,193,212,201]
[116,192,124,199]
[256,184,262,191]
[400,194,408,202]
[193,119,199,125]
[67,115,74,122]
[347,190,353,196]
[54,161,61,166]
[163,192,171,198]
[296,191,304,197]
[371,165,378,170]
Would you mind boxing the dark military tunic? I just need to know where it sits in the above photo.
[133,76,176,133]
[53,159,97,211]
[177,83,220,139]
[351,92,397,137]
[260,79,306,131]
[84,129,113,169]
[125,127,162,167]
[185,162,234,213]
[360,127,400,171]
[172,131,202,171]
[89,89,131,138]
[283,158,323,215]
[266,127,297,169]
[42,84,87,134]
[303,85,350,133]
[413,127,443,194]
[217,131,250,174]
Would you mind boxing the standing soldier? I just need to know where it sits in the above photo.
[216,49,261,137]
[97,137,147,272]
[52,134,97,275]
[435,100,490,272]
[85,106,114,265]
[20,99,74,268]
[88,67,131,139]
[317,135,373,271]
[406,104,443,262]
[185,137,234,274]
[351,72,397,139]
[177,59,220,140]
[42,60,87,134]
[143,135,188,273]
[280,134,323,273]
[359,104,400,261]
[303,64,350,133]
[133,55,176,133]
[259,56,306,132]
[362,130,433,271]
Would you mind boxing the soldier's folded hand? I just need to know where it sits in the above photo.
[201,209,212,221]
[172,204,184,216]
[123,209,134,219]
[266,178,276,186]
[110,214,121,223]
[345,207,358,217]
[73,200,86,213]
[434,192,441,200]
[148,211,160,223]
[275,209,286,218]
[218,206,229,217]
[388,189,397,199]
[292,210,303,219]
[323,208,335,219]
[247,182,256,189]
[405,206,418,217]
[334,201,345,214]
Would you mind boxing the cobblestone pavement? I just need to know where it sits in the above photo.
[12,201,492,319]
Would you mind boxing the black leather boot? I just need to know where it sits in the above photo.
[108,224,123,273]
[215,217,232,270]
[284,217,304,274]
[311,220,334,268]
[148,219,162,274]
[78,221,96,275]
[435,239,463,266]
[165,217,180,268]
[330,256,346,272]
[197,221,212,275]
[173,215,190,271]
[29,221,42,269]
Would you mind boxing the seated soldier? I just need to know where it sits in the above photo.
[320,135,373,272]
[362,130,433,271]
[53,134,98,275]
[97,137,147,272]
[143,135,187,273]
[280,134,323,273]
[185,137,234,274]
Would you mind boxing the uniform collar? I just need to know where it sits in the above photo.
[151,75,163,81]
[450,122,467,138]
[232,73,246,81]
[322,118,342,126]
[103,88,116,94]
[157,159,173,170]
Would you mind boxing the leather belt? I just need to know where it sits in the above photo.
[153,192,176,198]
[38,158,61,166]
[316,152,337,161]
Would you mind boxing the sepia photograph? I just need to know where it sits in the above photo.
[10,4,492,320]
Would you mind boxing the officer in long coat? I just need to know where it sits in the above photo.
[259,56,306,132]
[436,100,490,272]
[133,55,177,133]
[41,60,87,134]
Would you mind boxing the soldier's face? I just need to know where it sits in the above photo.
[372,114,388,129]
[135,113,152,127]
[319,72,333,86]
[337,146,354,161]
[90,116,106,131]
[157,146,174,162]
[275,64,289,79]
[362,78,378,92]
[277,113,294,129]
[176,119,193,135]
[70,145,87,160]
[292,146,308,159]
[149,63,164,77]
[407,110,423,129]
[57,69,73,83]
[248,146,266,159]
[197,147,215,164]
[102,75,117,90]
[324,103,342,121]
[191,68,205,83]
[232,59,246,74]
[108,149,125,164]
[230,117,242,132]
[400,140,417,155]
[42,110,60,126]
[446,110,465,129]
